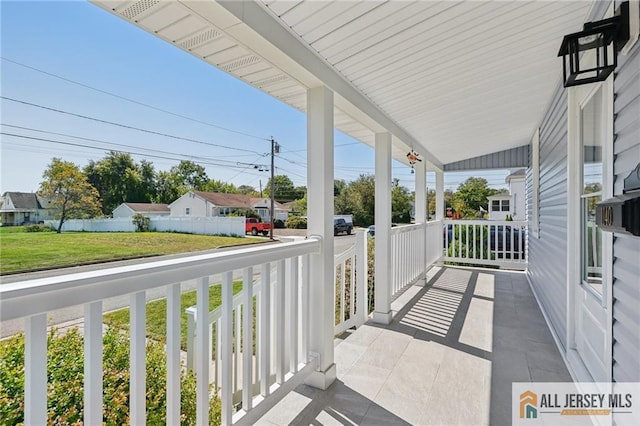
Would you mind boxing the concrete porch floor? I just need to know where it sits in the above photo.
[255,266,573,425]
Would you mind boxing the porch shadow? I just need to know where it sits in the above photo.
[255,266,572,425]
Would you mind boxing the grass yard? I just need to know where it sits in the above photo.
[103,281,244,352]
[0,227,262,273]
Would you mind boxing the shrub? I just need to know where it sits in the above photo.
[273,219,285,229]
[285,216,307,229]
[0,327,220,425]
[24,224,53,232]
[229,209,261,220]
[132,213,151,232]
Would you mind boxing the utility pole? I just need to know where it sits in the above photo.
[269,137,279,240]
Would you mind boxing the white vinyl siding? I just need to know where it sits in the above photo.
[527,82,568,350]
[612,13,640,385]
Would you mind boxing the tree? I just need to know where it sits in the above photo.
[154,170,186,204]
[170,160,208,190]
[264,175,297,202]
[84,152,155,215]
[40,158,101,233]
[202,179,237,193]
[334,179,347,196]
[335,174,375,226]
[391,179,412,223]
[452,177,497,218]
[237,185,258,195]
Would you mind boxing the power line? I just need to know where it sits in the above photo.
[1,96,265,155]
[1,124,261,166]
[1,57,270,141]
[1,132,267,177]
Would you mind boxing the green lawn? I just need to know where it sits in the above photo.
[0,227,262,273]
[103,281,245,352]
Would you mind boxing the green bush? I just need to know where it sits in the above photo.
[0,327,220,425]
[285,216,307,229]
[132,213,151,232]
[273,219,285,229]
[24,224,53,232]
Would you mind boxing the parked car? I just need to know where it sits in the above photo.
[368,225,375,237]
[245,218,270,236]
[334,218,352,236]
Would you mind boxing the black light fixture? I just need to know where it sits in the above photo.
[558,2,630,87]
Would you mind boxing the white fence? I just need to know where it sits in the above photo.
[44,216,245,236]
[0,238,321,425]
[442,219,527,270]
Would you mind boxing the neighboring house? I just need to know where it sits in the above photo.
[487,194,511,221]
[112,202,170,218]
[506,169,525,219]
[488,169,526,220]
[169,191,289,222]
[0,192,58,226]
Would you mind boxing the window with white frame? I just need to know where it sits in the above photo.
[185,207,190,216]
[491,200,500,211]
[580,85,606,295]
[501,200,510,212]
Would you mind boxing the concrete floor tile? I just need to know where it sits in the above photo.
[334,341,368,379]
[344,324,383,348]
[529,366,573,382]
[257,388,314,426]
[360,403,413,426]
[373,384,425,425]
[382,354,440,403]
[341,363,391,400]
[357,329,412,369]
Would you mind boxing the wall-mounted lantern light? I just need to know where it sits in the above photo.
[558,2,630,87]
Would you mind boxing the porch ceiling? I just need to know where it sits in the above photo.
[92,0,592,167]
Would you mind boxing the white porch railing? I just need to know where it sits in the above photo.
[0,238,321,426]
[442,219,527,270]
[334,229,369,334]
[426,220,444,268]
[390,223,427,297]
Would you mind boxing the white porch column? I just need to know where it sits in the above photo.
[373,132,393,324]
[415,160,427,223]
[414,160,427,287]
[304,86,336,390]
[435,169,445,220]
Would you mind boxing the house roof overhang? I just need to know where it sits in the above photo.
[91,0,594,169]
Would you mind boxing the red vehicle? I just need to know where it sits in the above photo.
[245,218,270,236]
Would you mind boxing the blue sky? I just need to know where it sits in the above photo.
[1,1,509,195]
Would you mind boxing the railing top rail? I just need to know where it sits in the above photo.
[0,237,321,322]
[390,222,425,235]
[443,219,527,226]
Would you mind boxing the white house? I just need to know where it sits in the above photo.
[112,202,170,218]
[487,194,512,221]
[169,191,288,222]
[488,169,526,220]
[0,192,58,226]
